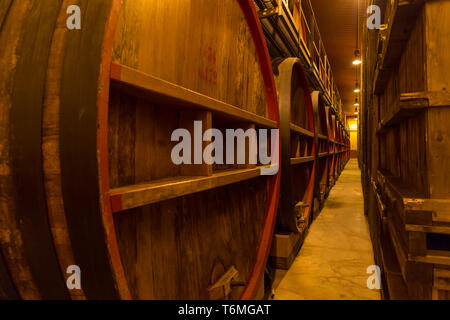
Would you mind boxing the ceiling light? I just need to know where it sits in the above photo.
[354,82,360,93]
[352,49,362,65]
[354,98,359,107]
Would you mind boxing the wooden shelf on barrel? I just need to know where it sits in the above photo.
[109,165,271,212]
[290,123,314,138]
[109,61,277,214]
[0,0,280,301]
[110,62,277,129]
[290,156,315,165]
[289,123,315,167]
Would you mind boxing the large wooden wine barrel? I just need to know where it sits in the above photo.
[336,118,343,175]
[311,91,330,210]
[327,107,337,186]
[335,119,342,177]
[0,0,280,300]
[335,119,346,175]
[273,58,316,233]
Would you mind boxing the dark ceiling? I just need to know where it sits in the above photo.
[310,0,366,114]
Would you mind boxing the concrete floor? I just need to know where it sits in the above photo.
[273,159,381,300]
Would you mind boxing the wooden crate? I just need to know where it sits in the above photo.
[363,0,450,300]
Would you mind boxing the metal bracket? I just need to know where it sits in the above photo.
[208,266,243,300]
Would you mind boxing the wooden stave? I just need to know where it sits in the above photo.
[0,248,19,300]
[0,0,70,300]
[273,58,316,233]
[1,0,280,300]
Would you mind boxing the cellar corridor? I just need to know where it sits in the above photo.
[2,0,449,302]
[273,159,380,300]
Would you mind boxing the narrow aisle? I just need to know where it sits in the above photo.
[274,159,380,300]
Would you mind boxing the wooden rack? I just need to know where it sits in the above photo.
[109,62,278,214]
[253,0,344,115]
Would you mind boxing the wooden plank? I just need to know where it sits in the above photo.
[410,250,450,266]
[408,231,427,256]
[403,198,450,223]
[291,156,315,165]
[388,216,408,280]
[110,63,277,129]
[290,123,314,138]
[269,231,304,270]
[317,133,327,140]
[426,107,450,199]
[380,232,409,299]
[374,0,426,94]
[434,267,450,291]
[425,1,450,93]
[401,91,450,107]
[377,97,428,134]
[406,225,450,235]
[110,166,271,212]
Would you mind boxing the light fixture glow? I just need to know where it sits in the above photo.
[354,98,359,106]
[352,50,362,65]
[354,82,360,93]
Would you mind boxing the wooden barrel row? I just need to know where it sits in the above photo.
[0,0,281,300]
[272,58,350,234]
[273,58,316,233]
